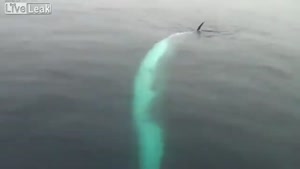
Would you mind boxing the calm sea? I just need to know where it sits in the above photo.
[0,0,299,168]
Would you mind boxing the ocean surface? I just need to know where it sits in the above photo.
[0,0,300,168]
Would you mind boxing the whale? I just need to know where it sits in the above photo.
[197,22,205,32]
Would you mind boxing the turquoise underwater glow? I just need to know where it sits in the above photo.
[132,32,190,169]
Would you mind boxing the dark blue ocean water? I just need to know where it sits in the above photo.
[0,0,300,168]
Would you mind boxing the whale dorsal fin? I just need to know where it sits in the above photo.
[197,22,205,31]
